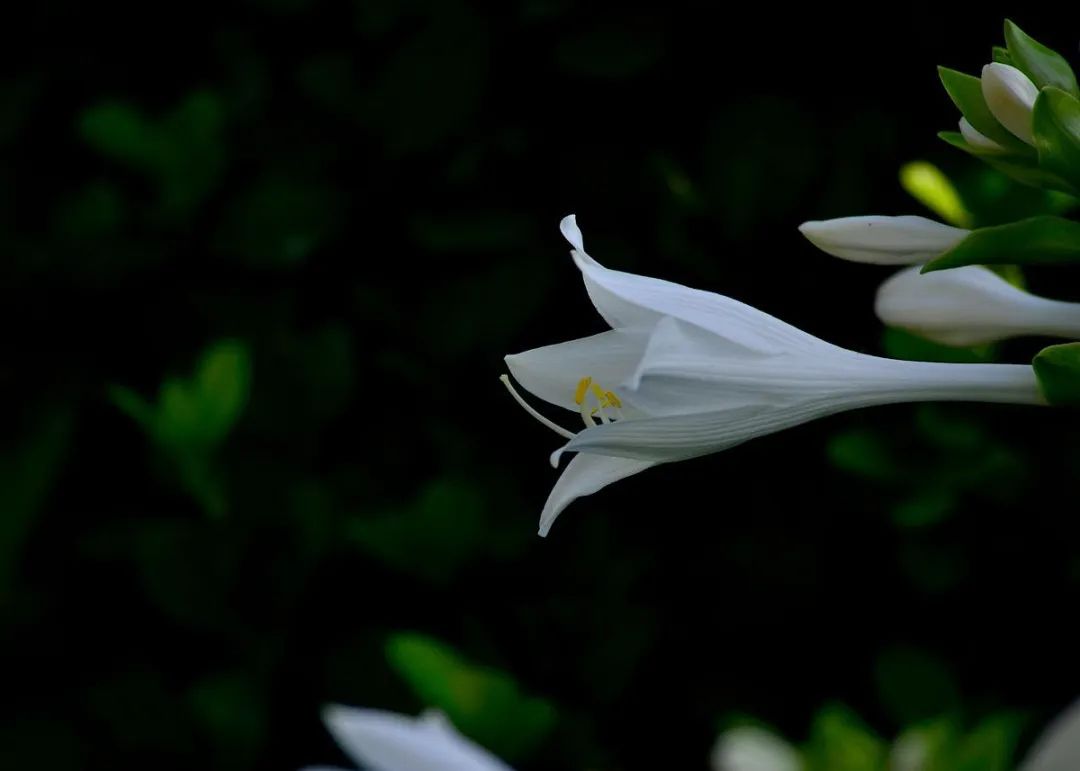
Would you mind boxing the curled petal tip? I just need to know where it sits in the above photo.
[559,214,584,252]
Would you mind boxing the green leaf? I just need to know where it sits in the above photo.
[385,634,556,761]
[804,703,887,771]
[937,67,1032,153]
[875,646,961,725]
[1033,88,1080,189]
[951,712,1026,771]
[899,161,973,227]
[922,216,1080,272]
[1033,342,1080,406]
[992,46,1013,66]
[938,131,1073,193]
[1004,20,1080,98]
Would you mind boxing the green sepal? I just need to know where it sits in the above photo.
[1033,342,1080,406]
[1004,19,1080,97]
[992,46,1013,66]
[938,131,1075,193]
[922,215,1080,272]
[1033,87,1080,190]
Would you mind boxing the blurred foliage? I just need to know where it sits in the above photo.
[2,4,1079,771]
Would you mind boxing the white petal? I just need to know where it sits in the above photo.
[505,328,652,411]
[323,706,514,771]
[798,215,968,265]
[1020,700,1080,771]
[710,726,802,771]
[981,63,1038,146]
[876,265,1080,346]
[559,214,585,252]
[539,452,655,536]
[959,117,1005,153]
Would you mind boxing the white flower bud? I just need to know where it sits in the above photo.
[798,215,969,265]
[875,265,1080,346]
[981,62,1039,145]
[959,117,1006,153]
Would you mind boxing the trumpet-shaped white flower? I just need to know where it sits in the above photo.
[981,62,1039,145]
[798,215,969,265]
[875,265,1080,346]
[959,117,1006,153]
[503,216,1043,535]
[1021,699,1080,771]
[306,706,514,771]
[711,726,802,771]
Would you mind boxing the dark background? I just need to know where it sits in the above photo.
[3,3,1080,769]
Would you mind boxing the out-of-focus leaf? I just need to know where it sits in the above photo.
[875,646,961,726]
[1004,20,1080,97]
[188,671,267,769]
[899,161,972,227]
[1034,342,1080,406]
[891,488,956,529]
[923,216,1080,272]
[826,428,898,482]
[385,633,556,761]
[0,409,72,600]
[804,703,887,771]
[950,712,1026,771]
[346,478,489,584]
[882,328,996,364]
[554,18,665,79]
[216,177,344,267]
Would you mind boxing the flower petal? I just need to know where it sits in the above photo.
[505,328,652,411]
[710,726,803,771]
[1020,700,1080,771]
[798,215,968,265]
[539,452,655,536]
[323,705,514,771]
[559,217,828,351]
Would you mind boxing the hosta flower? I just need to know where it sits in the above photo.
[981,62,1039,145]
[798,215,968,265]
[875,265,1080,346]
[711,725,802,771]
[503,216,1043,535]
[305,705,513,771]
[1021,699,1080,771]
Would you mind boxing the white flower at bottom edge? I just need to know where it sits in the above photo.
[875,265,1080,346]
[502,216,1044,536]
[710,725,803,771]
[304,705,514,771]
[1020,699,1080,771]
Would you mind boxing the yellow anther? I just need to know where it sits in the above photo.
[590,382,608,402]
[605,391,622,408]
[574,377,592,406]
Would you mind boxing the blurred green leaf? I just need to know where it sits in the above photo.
[937,67,1031,153]
[385,633,556,761]
[1004,20,1080,97]
[882,328,996,364]
[554,18,665,79]
[891,488,956,529]
[875,646,961,726]
[188,671,267,770]
[949,712,1026,771]
[79,91,225,219]
[0,410,72,600]
[1034,342,1080,406]
[923,216,1080,272]
[826,428,898,482]
[804,704,887,771]
[899,161,972,227]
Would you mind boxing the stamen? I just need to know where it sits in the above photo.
[605,391,622,408]
[574,377,592,406]
[500,375,576,440]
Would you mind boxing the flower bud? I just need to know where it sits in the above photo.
[875,265,1080,346]
[981,62,1039,145]
[959,117,1005,153]
[798,215,968,265]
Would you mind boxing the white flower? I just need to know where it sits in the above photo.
[1020,699,1080,771]
[503,216,1043,535]
[875,265,1080,346]
[798,215,969,265]
[306,706,514,771]
[981,62,1039,145]
[958,117,1005,153]
[710,725,802,771]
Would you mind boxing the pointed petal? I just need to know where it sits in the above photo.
[1020,700,1080,771]
[323,706,513,771]
[560,401,846,463]
[505,328,651,411]
[798,215,968,264]
[539,453,655,536]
